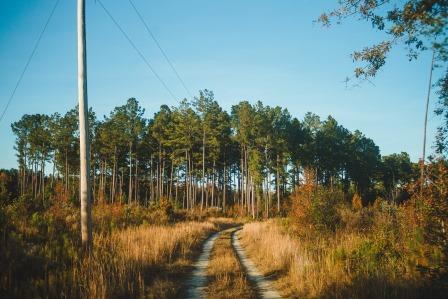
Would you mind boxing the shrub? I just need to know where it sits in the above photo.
[149,197,175,224]
[352,193,363,210]
[290,183,343,235]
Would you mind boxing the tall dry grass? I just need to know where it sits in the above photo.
[1,197,241,298]
[238,177,447,299]
[72,221,216,298]
[241,221,320,297]
[241,218,431,299]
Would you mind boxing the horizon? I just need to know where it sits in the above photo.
[0,0,441,169]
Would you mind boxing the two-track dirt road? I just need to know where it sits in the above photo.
[186,226,282,299]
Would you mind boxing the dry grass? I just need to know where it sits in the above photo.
[73,221,217,298]
[240,219,430,299]
[205,227,257,299]
[1,196,243,299]
[241,221,308,298]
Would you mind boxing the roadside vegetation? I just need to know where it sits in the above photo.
[0,196,234,298]
[241,163,448,298]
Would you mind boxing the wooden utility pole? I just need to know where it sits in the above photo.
[78,0,92,250]
[421,50,435,191]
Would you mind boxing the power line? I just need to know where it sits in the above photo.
[128,0,192,98]
[97,0,178,101]
[0,0,61,124]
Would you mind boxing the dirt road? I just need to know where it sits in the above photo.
[185,226,282,299]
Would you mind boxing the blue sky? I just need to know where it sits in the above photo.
[0,0,441,169]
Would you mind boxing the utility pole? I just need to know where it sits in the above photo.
[421,50,435,192]
[78,0,92,250]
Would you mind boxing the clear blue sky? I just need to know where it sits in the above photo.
[0,0,441,169]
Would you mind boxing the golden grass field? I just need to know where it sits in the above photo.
[74,221,217,298]
[240,218,432,299]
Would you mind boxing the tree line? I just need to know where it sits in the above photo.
[9,90,418,216]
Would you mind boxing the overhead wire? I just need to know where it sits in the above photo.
[97,0,178,101]
[128,0,192,98]
[0,0,61,124]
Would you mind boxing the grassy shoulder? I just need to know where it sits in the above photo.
[240,186,447,298]
[240,221,299,298]
[0,197,238,298]
[205,227,257,299]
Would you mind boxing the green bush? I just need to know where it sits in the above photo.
[0,198,80,298]
[149,197,175,224]
[290,185,344,235]
[311,188,343,233]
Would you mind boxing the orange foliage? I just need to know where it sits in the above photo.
[289,168,317,234]
[0,172,8,183]
[352,193,363,210]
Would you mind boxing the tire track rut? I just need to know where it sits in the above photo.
[232,228,282,299]
[186,226,282,299]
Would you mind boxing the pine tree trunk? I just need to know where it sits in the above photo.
[150,155,154,203]
[92,162,96,203]
[112,147,117,203]
[33,161,36,199]
[211,160,215,207]
[71,170,75,199]
[247,173,250,214]
[193,176,197,208]
[191,155,195,208]
[188,151,192,209]
[206,177,209,208]
[175,167,179,205]
[185,150,189,209]
[251,177,255,219]
[277,155,280,213]
[120,170,123,204]
[240,149,244,210]
[41,160,44,200]
[129,142,132,204]
[97,161,101,202]
[158,144,162,201]
[223,161,226,212]
[201,130,205,211]
[22,153,26,196]
[135,158,138,203]
[104,160,108,203]
[156,156,159,201]
[65,150,68,197]
[51,158,55,189]
[169,162,174,201]
[67,166,70,199]
[235,166,238,207]
[161,156,165,199]
[189,153,193,208]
